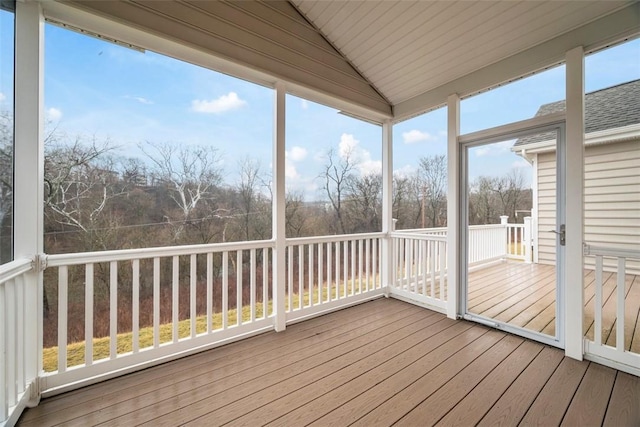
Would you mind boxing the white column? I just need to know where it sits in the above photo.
[381,120,393,297]
[446,94,460,319]
[565,46,585,360]
[14,1,44,402]
[272,82,286,331]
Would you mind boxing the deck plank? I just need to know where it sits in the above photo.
[350,329,506,426]
[603,371,640,426]
[561,363,616,426]
[17,297,640,427]
[477,346,564,426]
[271,323,488,427]
[434,340,543,426]
[397,334,524,426]
[18,297,404,423]
[519,357,589,425]
[89,305,432,426]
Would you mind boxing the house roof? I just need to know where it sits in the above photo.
[514,79,640,147]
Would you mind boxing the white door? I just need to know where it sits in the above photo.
[461,123,566,348]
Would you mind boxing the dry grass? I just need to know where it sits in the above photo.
[42,277,378,372]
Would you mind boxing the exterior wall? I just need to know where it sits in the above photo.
[537,138,640,273]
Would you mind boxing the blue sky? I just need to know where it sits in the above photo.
[1,17,639,199]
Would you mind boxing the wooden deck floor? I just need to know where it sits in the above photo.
[468,262,640,352]
[18,298,640,426]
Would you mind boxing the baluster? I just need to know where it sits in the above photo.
[110,262,118,359]
[207,253,213,333]
[250,249,256,321]
[298,245,303,309]
[327,241,332,302]
[189,254,196,338]
[132,260,140,352]
[153,258,160,347]
[237,250,243,325]
[172,256,179,343]
[263,249,268,318]
[617,258,626,352]
[309,244,314,306]
[287,245,293,312]
[318,243,323,304]
[58,266,68,372]
[222,251,229,329]
[595,255,603,345]
[85,263,94,365]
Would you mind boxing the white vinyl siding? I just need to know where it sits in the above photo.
[537,139,640,273]
[537,151,557,266]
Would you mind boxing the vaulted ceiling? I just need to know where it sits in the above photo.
[292,1,637,115]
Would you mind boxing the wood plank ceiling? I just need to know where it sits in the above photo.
[291,0,632,106]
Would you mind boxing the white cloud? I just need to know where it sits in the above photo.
[288,146,308,162]
[393,165,415,179]
[300,99,309,110]
[126,95,153,105]
[474,140,514,157]
[512,159,531,169]
[285,158,299,179]
[0,93,5,102]
[191,92,247,114]
[338,133,382,176]
[47,107,63,122]
[402,129,434,144]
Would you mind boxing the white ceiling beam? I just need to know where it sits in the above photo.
[393,3,639,122]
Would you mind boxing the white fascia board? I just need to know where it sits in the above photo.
[512,123,640,155]
[393,3,640,122]
[39,1,392,124]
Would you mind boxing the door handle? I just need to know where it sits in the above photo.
[548,224,565,246]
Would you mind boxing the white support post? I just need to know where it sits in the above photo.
[381,120,393,297]
[524,216,533,264]
[446,94,460,319]
[272,82,286,332]
[14,1,44,404]
[565,46,585,360]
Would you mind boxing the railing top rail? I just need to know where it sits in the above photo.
[391,232,447,242]
[395,227,447,234]
[584,244,640,260]
[45,239,275,267]
[286,232,384,245]
[0,258,33,283]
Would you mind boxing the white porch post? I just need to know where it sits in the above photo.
[272,82,286,331]
[14,0,44,402]
[381,120,393,296]
[446,94,460,319]
[565,46,585,360]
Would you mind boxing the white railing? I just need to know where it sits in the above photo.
[1,258,37,427]
[398,218,533,265]
[42,240,275,394]
[583,244,640,376]
[390,232,447,312]
[284,233,385,322]
[39,233,386,395]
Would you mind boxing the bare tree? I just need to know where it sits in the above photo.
[492,168,528,221]
[141,142,223,241]
[346,172,382,232]
[320,147,356,234]
[236,157,266,241]
[418,155,447,228]
[44,137,121,243]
